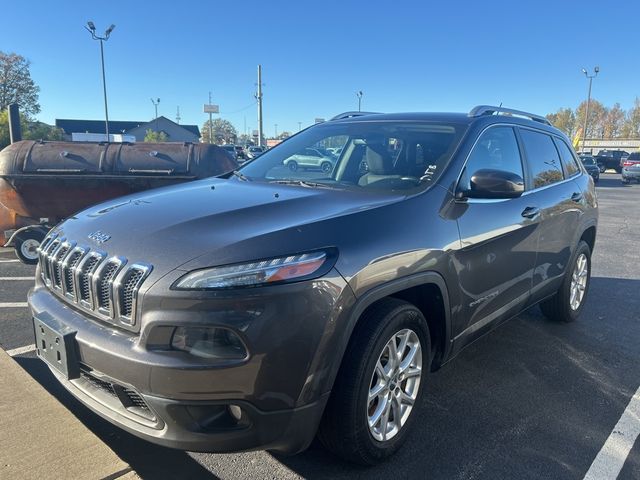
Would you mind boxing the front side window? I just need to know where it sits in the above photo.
[239,121,466,192]
[459,126,523,191]
[520,129,564,188]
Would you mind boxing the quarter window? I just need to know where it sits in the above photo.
[460,126,523,190]
[520,129,564,188]
[555,138,580,177]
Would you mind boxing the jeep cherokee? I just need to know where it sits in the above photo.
[29,106,598,465]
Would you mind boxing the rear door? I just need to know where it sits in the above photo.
[518,128,584,303]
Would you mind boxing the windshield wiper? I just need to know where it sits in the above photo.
[269,179,335,189]
[231,170,251,181]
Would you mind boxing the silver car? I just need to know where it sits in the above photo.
[622,152,640,184]
[283,147,335,173]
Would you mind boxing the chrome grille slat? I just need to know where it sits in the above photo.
[38,234,152,330]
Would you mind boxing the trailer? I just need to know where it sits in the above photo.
[0,140,237,263]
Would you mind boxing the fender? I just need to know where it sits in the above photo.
[327,271,452,392]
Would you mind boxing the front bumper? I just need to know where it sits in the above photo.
[28,268,354,453]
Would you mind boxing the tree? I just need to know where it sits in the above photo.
[0,110,63,150]
[546,107,575,137]
[201,118,237,144]
[575,99,606,139]
[278,131,291,140]
[0,52,41,117]
[602,103,625,139]
[621,98,640,139]
[144,129,168,142]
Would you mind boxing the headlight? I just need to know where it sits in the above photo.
[173,250,334,290]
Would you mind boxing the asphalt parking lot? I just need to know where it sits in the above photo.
[1,173,639,480]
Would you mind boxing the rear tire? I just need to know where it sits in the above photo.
[539,240,591,322]
[321,161,333,174]
[288,161,298,172]
[14,230,45,265]
[318,298,430,465]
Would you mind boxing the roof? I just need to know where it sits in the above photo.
[56,117,200,137]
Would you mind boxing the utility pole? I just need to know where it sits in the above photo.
[255,65,264,147]
[151,98,160,131]
[581,67,599,153]
[208,91,213,144]
[176,106,181,124]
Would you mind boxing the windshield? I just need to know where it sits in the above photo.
[239,121,466,192]
[581,157,595,165]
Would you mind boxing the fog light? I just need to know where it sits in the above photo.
[171,327,247,360]
[228,404,242,421]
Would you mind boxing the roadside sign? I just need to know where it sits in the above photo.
[314,118,325,124]
[203,104,219,114]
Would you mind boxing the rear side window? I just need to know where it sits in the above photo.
[554,138,581,176]
[459,126,523,190]
[629,152,640,161]
[520,129,564,188]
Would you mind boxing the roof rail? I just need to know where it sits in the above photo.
[330,111,381,121]
[469,105,551,126]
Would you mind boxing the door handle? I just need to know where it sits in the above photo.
[571,192,583,202]
[521,206,540,219]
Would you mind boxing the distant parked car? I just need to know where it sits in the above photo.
[247,146,266,159]
[579,156,600,183]
[594,150,629,173]
[283,147,336,173]
[621,152,640,184]
[235,145,247,160]
[221,144,238,160]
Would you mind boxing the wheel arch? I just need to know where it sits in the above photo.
[328,271,452,393]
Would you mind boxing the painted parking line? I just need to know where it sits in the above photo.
[0,277,35,281]
[0,302,28,308]
[583,386,640,480]
[0,259,19,263]
[6,344,36,356]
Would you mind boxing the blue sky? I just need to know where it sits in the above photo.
[2,0,638,136]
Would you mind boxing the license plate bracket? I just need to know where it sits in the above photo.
[33,317,80,380]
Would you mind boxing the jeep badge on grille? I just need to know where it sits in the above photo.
[88,230,111,244]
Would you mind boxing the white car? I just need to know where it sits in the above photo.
[283,148,336,173]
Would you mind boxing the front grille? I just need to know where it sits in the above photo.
[78,369,155,422]
[38,233,152,328]
[97,261,121,312]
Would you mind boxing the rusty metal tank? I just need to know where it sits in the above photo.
[0,140,237,257]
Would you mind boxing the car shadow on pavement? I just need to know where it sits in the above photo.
[13,356,220,480]
[597,176,627,188]
[275,276,640,480]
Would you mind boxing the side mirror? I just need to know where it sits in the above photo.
[461,169,524,199]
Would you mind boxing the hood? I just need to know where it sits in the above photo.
[53,178,403,273]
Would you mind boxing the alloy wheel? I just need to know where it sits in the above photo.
[569,253,588,310]
[367,328,422,442]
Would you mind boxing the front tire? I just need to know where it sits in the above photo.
[287,161,298,172]
[318,298,430,465]
[540,240,591,322]
[321,161,333,174]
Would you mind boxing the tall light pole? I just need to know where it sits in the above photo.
[255,65,264,147]
[298,121,302,132]
[150,98,160,131]
[274,123,278,138]
[356,91,363,112]
[85,21,115,141]
[581,66,599,153]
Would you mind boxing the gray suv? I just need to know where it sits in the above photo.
[29,106,597,465]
